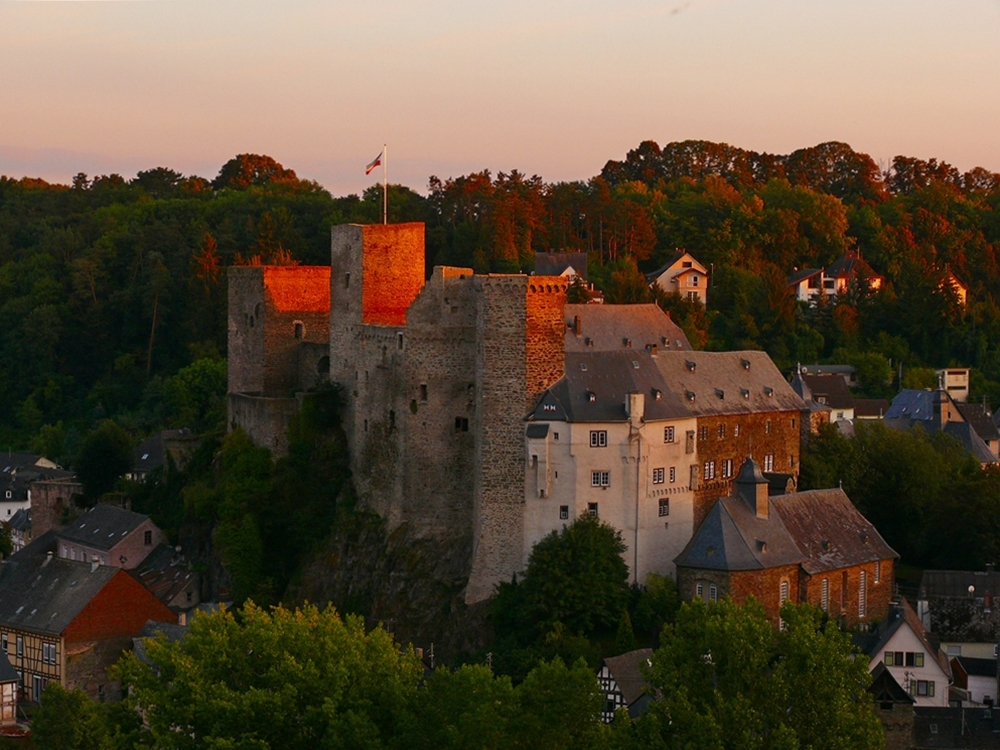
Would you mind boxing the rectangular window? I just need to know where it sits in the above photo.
[859,570,867,618]
[703,461,716,480]
[669,467,676,483]
[821,579,829,612]
[709,584,717,602]
[419,384,428,401]
[652,468,665,484]
[780,580,789,604]
[587,502,599,517]
[885,651,895,666]
[658,499,669,517]
[916,680,935,697]
[685,431,695,454]
[699,426,709,441]
[875,561,881,583]
[455,417,469,432]
[590,430,608,448]
[559,505,569,520]
[591,471,610,487]
[696,583,704,598]
[717,424,726,439]
[763,454,774,472]
[915,652,924,667]
[664,426,675,443]
[734,424,741,437]
[144,530,152,546]
[765,421,772,434]
[16,637,22,657]
[721,459,733,478]
[1,634,6,653]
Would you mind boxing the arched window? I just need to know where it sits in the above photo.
[293,321,304,340]
[317,356,330,376]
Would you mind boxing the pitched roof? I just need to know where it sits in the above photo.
[135,544,197,606]
[854,398,890,418]
[8,509,30,533]
[885,389,940,420]
[956,402,1000,444]
[826,251,882,281]
[954,656,996,678]
[868,662,914,704]
[57,504,152,552]
[774,489,897,574]
[563,303,690,353]
[646,251,708,282]
[132,618,189,667]
[787,268,823,286]
[527,350,804,424]
[0,654,16,684]
[0,554,119,635]
[676,467,897,573]
[534,252,589,281]
[853,599,951,678]
[800,373,854,410]
[919,569,1000,600]
[601,648,653,707]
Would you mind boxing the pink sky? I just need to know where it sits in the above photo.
[2,0,999,195]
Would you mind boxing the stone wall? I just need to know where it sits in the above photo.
[227,393,302,455]
[30,478,82,538]
[228,267,267,394]
[802,559,895,628]
[360,223,426,326]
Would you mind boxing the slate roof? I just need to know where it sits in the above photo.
[885,389,940,420]
[132,429,194,477]
[602,648,653,707]
[787,268,823,286]
[563,303,690,353]
[800,373,854,410]
[132,618,188,667]
[8,509,30,533]
[956,402,1000,444]
[676,461,897,573]
[868,662,914,704]
[789,371,831,414]
[954,656,996,678]
[919,570,1000,600]
[527,350,804,424]
[884,390,998,464]
[913,706,1000,749]
[534,252,589,281]
[854,398,890,418]
[0,554,119,635]
[826,251,882,281]
[135,544,197,607]
[57,504,151,552]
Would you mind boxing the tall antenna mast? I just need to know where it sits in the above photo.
[382,144,388,225]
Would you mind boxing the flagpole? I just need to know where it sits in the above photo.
[382,144,387,225]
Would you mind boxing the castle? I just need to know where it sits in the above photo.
[227,222,705,602]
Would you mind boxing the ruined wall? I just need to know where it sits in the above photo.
[297,341,331,392]
[525,278,568,408]
[30,478,82,538]
[227,393,302,456]
[228,267,267,394]
[261,267,331,396]
[402,267,478,537]
[692,411,801,528]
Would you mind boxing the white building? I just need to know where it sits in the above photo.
[646,251,709,305]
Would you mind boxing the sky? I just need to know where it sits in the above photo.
[1,0,999,196]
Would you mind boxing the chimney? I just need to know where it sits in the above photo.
[734,458,769,519]
[91,556,100,573]
[178,611,187,627]
[573,315,581,336]
[42,551,52,567]
[626,392,645,425]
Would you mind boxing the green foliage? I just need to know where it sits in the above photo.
[634,599,882,750]
[630,573,681,641]
[75,419,133,500]
[32,682,109,750]
[164,357,227,432]
[614,609,636,654]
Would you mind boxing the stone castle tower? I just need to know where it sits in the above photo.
[228,223,570,601]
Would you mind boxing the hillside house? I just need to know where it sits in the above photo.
[646,251,709,305]
[524,348,804,583]
[0,453,72,523]
[940,266,968,309]
[56,505,165,570]
[128,429,198,482]
[854,599,952,707]
[534,251,589,281]
[675,459,897,627]
[797,372,855,421]
[955,402,1000,459]
[787,251,883,303]
[885,388,997,466]
[0,544,176,702]
[950,657,997,706]
[936,368,970,403]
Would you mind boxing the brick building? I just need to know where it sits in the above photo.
[675,458,897,627]
[227,222,699,602]
[0,545,176,702]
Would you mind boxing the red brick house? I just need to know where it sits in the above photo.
[0,547,176,702]
[675,458,897,627]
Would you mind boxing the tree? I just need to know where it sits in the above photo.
[115,602,423,750]
[32,682,109,750]
[636,599,882,750]
[75,420,133,500]
[212,154,299,190]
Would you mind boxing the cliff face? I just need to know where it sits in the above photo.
[286,509,491,663]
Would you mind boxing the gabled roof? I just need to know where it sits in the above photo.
[646,251,708,283]
[0,654,16,684]
[527,350,804,424]
[57,504,152,552]
[787,268,823,287]
[800,373,854,410]
[0,554,119,635]
[853,599,951,678]
[868,662,915,704]
[135,544,197,606]
[955,402,1000,444]
[534,252,589,281]
[886,389,948,420]
[8,508,30,533]
[564,303,690,353]
[601,648,653,707]
[826,251,883,282]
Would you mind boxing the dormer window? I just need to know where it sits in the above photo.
[623,338,632,348]
[588,392,597,403]
[543,403,556,413]
[632,361,640,369]
[686,360,696,372]
[580,363,587,371]
[715,389,724,400]
[741,389,750,400]
[653,389,662,401]
[686,391,696,402]
[741,358,750,370]
[764,387,774,398]
[682,261,693,268]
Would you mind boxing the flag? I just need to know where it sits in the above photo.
[365,150,383,175]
